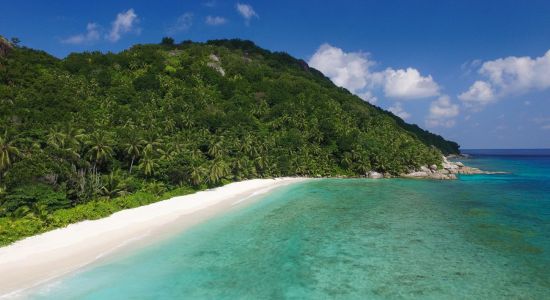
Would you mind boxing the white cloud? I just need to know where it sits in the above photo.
[107,9,139,42]
[459,49,550,109]
[205,16,227,26]
[357,91,377,104]
[168,13,193,34]
[542,124,550,130]
[382,68,439,99]
[308,44,441,102]
[481,50,550,93]
[388,102,411,119]
[236,3,258,24]
[308,44,373,94]
[458,80,496,110]
[62,23,100,45]
[426,95,459,128]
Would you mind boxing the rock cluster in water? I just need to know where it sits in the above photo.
[401,156,501,180]
[364,156,500,180]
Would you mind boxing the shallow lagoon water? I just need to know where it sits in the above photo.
[31,150,550,299]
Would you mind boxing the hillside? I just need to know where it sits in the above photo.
[0,37,459,243]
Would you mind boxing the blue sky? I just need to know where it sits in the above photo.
[2,0,550,149]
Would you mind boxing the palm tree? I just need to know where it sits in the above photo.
[181,114,194,129]
[189,164,205,186]
[47,126,84,167]
[341,152,353,169]
[208,140,224,158]
[101,170,127,199]
[255,156,269,175]
[63,125,85,153]
[189,148,204,162]
[138,153,158,176]
[207,159,229,185]
[166,137,186,158]
[239,135,254,156]
[86,132,114,170]
[125,138,144,174]
[164,118,176,133]
[47,127,65,148]
[143,135,163,156]
[232,158,245,179]
[0,131,20,173]
[355,157,371,175]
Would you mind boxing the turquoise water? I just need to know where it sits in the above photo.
[30,150,550,299]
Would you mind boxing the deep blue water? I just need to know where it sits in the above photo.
[28,150,550,299]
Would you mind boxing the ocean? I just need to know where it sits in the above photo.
[29,150,550,299]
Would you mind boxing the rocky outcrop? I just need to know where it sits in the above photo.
[207,54,225,76]
[401,156,503,180]
[298,59,310,71]
[0,36,13,57]
[367,171,384,179]
[402,169,457,180]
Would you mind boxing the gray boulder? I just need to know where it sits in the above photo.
[367,171,383,179]
[420,166,432,173]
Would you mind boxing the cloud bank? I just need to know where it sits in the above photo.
[308,44,440,102]
[460,49,550,110]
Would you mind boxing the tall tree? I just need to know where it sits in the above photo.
[207,159,229,185]
[125,138,144,174]
[0,131,19,173]
[86,132,114,170]
[138,153,158,176]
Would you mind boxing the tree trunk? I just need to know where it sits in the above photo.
[129,156,135,174]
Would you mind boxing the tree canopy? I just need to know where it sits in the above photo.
[0,37,459,244]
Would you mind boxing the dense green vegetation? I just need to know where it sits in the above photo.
[0,36,459,245]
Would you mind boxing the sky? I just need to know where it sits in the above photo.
[2,0,550,149]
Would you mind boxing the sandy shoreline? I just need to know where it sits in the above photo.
[0,177,307,298]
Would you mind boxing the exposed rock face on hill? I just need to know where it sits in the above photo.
[207,54,225,76]
[0,36,13,57]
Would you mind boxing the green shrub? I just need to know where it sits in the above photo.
[1,184,69,217]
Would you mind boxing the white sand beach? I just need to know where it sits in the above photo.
[0,178,307,298]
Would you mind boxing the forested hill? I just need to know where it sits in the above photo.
[0,37,458,224]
